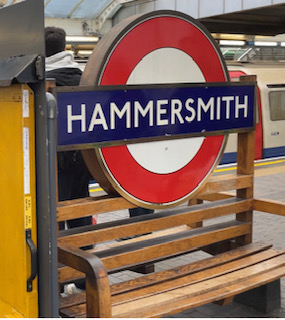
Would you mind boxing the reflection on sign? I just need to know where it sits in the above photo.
[56,83,255,149]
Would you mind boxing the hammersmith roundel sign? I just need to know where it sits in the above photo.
[56,10,256,208]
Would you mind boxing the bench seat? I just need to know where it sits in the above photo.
[58,241,285,318]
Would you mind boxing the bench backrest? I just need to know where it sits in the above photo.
[57,128,255,287]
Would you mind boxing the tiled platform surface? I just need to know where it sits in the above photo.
[95,160,285,318]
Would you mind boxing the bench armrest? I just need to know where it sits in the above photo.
[254,198,285,216]
[58,244,111,317]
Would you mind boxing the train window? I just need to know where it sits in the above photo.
[269,91,285,121]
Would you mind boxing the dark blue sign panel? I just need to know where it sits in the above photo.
[56,83,255,148]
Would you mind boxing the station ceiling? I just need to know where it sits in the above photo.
[43,0,285,37]
[1,0,283,38]
[199,3,285,36]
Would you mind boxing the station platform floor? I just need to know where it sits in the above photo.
[91,157,285,318]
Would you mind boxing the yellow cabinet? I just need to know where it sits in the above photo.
[0,85,38,317]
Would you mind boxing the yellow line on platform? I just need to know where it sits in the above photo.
[89,187,103,193]
[254,159,285,167]
[215,159,285,173]
[215,166,237,173]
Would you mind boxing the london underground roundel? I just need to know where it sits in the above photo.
[81,10,229,208]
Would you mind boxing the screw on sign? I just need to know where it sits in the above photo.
[65,10,253,208]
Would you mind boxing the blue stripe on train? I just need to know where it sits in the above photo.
[220,152,237,164]
[220,146,285,165]
[263,146,285,158]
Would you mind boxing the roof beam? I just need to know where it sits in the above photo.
[94,0,122,33]
[68,0,84,18]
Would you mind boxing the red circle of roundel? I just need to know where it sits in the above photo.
[98,14,227,205]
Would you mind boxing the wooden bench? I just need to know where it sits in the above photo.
[57,131,285,317]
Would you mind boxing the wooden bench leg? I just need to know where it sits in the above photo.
[234,279,281,314]
[214,296,234,306]
[130,263,155,274]
[187,199,203,228]
[203,240,237,255]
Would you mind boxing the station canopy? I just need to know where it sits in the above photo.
[43,0,285,37]
[1,0,285,37]
[200,3,285,36]
[0,0,111,19]
[44,0,110,20]
[2,0,285,62]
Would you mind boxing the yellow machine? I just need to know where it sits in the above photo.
[0,85,38,317]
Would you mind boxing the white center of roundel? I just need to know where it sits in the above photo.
[127,47,205,174]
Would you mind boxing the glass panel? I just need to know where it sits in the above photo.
[71,0,110,18]
[269,91,285,121]
[45,0,81,18]
[45,0,111,19]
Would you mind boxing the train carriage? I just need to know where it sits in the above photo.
[222,62,285,163]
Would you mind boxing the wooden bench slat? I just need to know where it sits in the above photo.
[58,198,252,247]
[59,292,86,310]
[197,173,253,195]
[121,253,285,310]
[58,221,251,283]
[123,266,285,318]
[60,303,86,318]
[97,221,251,270]
[254,198,285,216]
[110,242,272,295]
[112,249,285,305]
[58,226,191,286]
[111,243,271,294]
[59,258,285,318]
[57,195,135,222]
[59,266,84,281]
[112,249,281,301]
[198,192,235,201]
[57,174,252,222]
[58,220,251,283]
[59,242,272,310]
[112,255,285,318]
[59,248,285,315]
